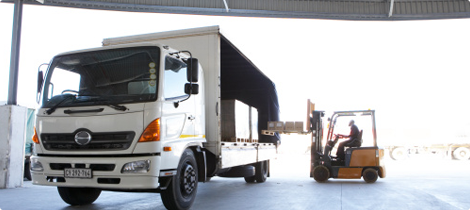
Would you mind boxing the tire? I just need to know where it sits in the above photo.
[362,168,378,183]
[255,161,268,183]
[24,162,32,181]
[244,176,256,183]
[161,149,198,210]
[313,165,330,183]
[57,187,101,206]
[453,147,470,160]
[244,161,268,183]
[390,147,407,161]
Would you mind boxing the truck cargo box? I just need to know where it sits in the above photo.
[103,26,280,155]
[221,99,258,143]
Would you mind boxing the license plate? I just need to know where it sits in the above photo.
[64,168,92,179]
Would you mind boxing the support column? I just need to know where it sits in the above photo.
[0,105,27,189]
[1,0,26,189]
[8,0,23,105]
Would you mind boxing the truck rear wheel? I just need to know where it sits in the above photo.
[161,148,198,210]
[362,168,378,183]
[313,165,329,183]
[255,160,269,183]
[244,161,268,183]
[453,147,470,160]
[57,187,101,206]
[252,160,269,183]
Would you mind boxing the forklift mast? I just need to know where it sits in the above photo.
[309,110,324,175]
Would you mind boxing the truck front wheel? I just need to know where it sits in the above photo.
[57,187,101,206]
[161,148,198,210]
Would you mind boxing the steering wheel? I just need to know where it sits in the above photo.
[328,134,341,147]
[62,89,79,95]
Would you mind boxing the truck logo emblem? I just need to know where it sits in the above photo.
[75,131,92,145]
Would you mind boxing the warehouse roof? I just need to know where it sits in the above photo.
[2,0,470,21]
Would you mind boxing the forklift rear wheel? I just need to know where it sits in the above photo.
[362,168,378,183]
[313,165,330,183]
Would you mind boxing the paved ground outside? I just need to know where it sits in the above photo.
[1,152,469,210]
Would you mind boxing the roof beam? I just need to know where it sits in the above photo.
[2,0,470,21]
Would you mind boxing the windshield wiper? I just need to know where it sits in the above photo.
[45,95,76,115]
[106,103,128,111]
[60,95,128,111]
[77,98,128,111]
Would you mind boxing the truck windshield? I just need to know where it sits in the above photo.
[41,46,160,108]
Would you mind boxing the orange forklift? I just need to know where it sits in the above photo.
[308,107,386,183]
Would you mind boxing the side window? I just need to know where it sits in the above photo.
[164,56,187,99]
[47,68,80,99]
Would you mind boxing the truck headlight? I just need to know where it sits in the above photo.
[121,160,151,173]
[30,159,44,172]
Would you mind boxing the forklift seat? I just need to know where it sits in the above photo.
[345,130,363,148]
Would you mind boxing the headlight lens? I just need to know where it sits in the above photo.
[121,160,151,173]
[30,158,44,172]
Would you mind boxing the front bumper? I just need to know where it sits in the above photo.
[31,155,161,190]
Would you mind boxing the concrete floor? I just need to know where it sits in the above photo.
[1,154,469,210]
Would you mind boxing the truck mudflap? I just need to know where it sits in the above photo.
[30,155,161,190]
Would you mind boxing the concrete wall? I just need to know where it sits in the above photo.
[0,105,27,188]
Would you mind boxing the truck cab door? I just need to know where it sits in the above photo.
[162,56,197,140]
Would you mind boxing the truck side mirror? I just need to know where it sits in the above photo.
[186,58,199,83]
[37,63,49,93]
[37,71,44,93]
[185,83,199,95]
[36,70,44,103]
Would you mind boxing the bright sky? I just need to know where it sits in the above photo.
[1,3,470,143]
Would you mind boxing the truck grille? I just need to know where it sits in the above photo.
[41,132,135,151]
[50,163,116,171]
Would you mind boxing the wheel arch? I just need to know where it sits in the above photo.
[361,166,379,174]
[158,142,205,190]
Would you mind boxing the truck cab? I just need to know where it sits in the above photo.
[32,43,205,206]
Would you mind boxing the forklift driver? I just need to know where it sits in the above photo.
[336,120,360,160]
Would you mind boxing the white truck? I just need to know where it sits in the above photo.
[30,26,280,209]
[381,127,470,161]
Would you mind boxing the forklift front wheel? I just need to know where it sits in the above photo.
[362,168,378,183]
[313,165,330,183]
